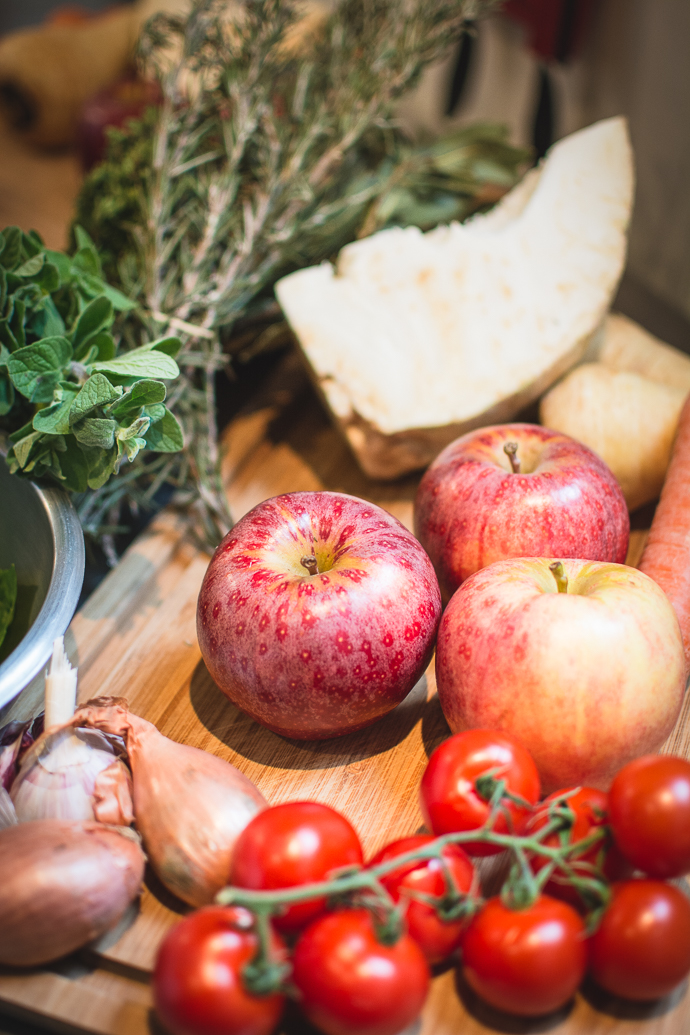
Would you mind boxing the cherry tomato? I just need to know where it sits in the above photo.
[526,787,630,906]
[461,895,587,1016]
[369,835,475,965]
[153,906,286,1035]
[589,880,690,1000]
[420,729,541,855]
[608,755,690,878]
[229,801,363,933]
[291,907,430,1035]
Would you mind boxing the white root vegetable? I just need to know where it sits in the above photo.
[0,820,145,966]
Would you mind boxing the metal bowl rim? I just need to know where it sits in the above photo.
[0,479,84,711]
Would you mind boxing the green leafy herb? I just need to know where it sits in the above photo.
[0,565,17,651]
[0,224,182,498]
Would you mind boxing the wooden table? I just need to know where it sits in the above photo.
[2,121,690,1035]
[1,349,689,1035]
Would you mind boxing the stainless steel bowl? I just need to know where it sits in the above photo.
[0,457,85,710]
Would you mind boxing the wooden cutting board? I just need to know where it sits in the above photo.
[1,353,689,1035]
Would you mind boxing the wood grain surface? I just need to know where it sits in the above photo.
[1,354,689,1035]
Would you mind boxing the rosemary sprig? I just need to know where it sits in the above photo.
[75,0,527,551]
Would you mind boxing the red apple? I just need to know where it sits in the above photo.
[435,557,685,793]
[414,423,629,601]
[197,492,441,739]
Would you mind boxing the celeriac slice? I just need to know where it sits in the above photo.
[276,117,634,478]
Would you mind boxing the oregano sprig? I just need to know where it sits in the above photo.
[0,225,183,493]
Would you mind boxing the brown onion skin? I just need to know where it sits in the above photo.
[72,697,268,907]
[0,820,145,966]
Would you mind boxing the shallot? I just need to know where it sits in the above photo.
[72,697,267,906]
[0,819,145,966]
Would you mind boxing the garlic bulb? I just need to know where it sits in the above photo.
[8,640,133,825]
[0,819,145,966]
[73,697,267,907]
[10,727,133,824]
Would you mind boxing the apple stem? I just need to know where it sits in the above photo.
[549,561,568,593]
[504,441,521,473]
[300,554,319,576]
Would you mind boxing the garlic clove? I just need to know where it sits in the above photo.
[72,697,267,906]
[0,819,145,966]
[0,786,17,829]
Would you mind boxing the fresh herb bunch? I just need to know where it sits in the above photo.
[0,225,183,496]
[77,117,527,295]
[73,0,520,549]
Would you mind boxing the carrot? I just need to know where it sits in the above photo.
[639,393,690,673]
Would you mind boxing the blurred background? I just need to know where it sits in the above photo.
[0,0,688,347]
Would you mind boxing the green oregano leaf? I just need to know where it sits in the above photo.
[0,369,14,416]
[98,282,137,312]
[12,430,42,469]
[0,227,22,269]
[85,444,119,489]
[117,414,150,442]
[7,336,72,402]
[44,249,72,282]
[54,438,89,492]
[9,298,25,349]
[32,385,79,435]
[72,417,117,449]
[110,378,166,421]
[35,261,61,295]
[144,408,184,452]
[91,344,179,380]
[90,331,116,361]
[143,402,166,424]
[30,296,65,338]
[69,373,122,424]
[149,336,183,358]
[71,296,114,357]
[14,254,45,278]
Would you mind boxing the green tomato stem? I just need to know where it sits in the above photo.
[217,823,608,912]
[225,793,611,999]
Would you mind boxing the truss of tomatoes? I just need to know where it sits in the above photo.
[153,730,690,1035]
